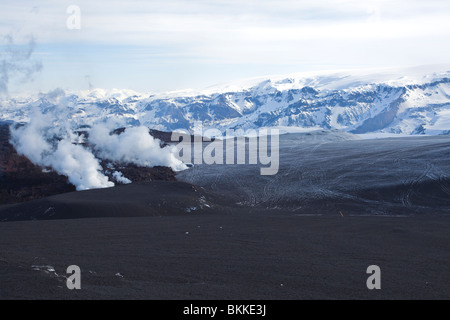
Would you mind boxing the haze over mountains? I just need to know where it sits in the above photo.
[2,66,450,136]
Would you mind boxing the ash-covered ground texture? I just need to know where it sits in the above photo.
[178,132,450,217]
[0,128,449,299]
[0,123,176,206]
[1,125,450,221]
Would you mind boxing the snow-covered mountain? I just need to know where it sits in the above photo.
[2,66,450,135]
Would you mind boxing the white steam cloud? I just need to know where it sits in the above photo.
[112,171,132,184]
[10,109,114,191]
[9,95,187,191]
[90,125,186,171]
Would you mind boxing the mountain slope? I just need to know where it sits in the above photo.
[1,67,450,135]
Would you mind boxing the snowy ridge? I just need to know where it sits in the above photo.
[2,65,450,135]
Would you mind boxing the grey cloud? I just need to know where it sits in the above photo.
[0,34,42,95]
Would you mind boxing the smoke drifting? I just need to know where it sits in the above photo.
[0,34,42,95]
[90,125,186,171]
[10,109,114,191]
[112,171,132,184]
[9,92,187,191]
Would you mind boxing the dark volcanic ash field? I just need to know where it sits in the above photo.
[0,126,449,300]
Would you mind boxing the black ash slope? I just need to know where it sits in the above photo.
[0,213,449,299]
[0,181,216,222]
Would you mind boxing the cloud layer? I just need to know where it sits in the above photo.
[2,1,450,93]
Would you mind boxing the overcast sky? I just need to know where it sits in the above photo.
[1,0,450,94]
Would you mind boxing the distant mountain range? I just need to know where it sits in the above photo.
[2,66,450,135]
